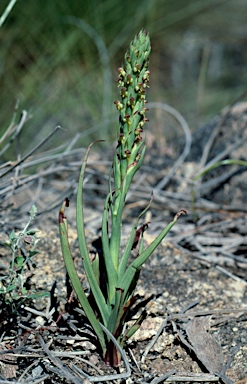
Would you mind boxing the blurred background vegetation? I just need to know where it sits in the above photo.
[1,0,247,156]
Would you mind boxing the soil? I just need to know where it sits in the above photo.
[0,102,247,383]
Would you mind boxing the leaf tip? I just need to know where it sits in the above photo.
[59,198,70,223]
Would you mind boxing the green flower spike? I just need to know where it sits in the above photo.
[109,31,151,272]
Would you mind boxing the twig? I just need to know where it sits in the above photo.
[150,368,177,384]
[215,265,247,285]
[128,346,141,371]
[160,372,220,382]
[195,167,245,195]
[199,107,231,170]
[38,334,82,384]
[0,110,29,157]
[142,300,199,364]
[149,102,192,191]
[141,318,167,364]
[0,126,61,178]
[221,344,240,375]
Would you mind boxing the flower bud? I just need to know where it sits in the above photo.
[114,100,124,110]
[126,74,132,84]
[118,67,126,77]
[121,87,128,98]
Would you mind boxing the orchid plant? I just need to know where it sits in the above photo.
[59,30,185,367]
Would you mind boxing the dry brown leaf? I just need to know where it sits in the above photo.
[185,316,224,374]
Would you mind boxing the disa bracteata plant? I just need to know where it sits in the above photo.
[59,30,185,367]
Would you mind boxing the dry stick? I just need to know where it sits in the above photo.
[14,147,86,169]
[27,376,51,384]
[199,105,234,170]
[0,165,78,196]
[25,375,51,384]
[173,241,247,285]
[167,308,247,321]
[196,101,247,199]
[0,168,78,219]
[2,147,244,220]
[0,110,29,157]
[45,131,81,174]
[126,176,228,210]
[171,216,243,242]
[199,137,247,176]
[221,345,240,376]
[161,372,221,382]
[149,368,177,384]
[26,133,84,209]
[127,346,141,372]
[0,111,28,156]
[0,125,61,179]
[38,334,82,384]
[18,360,48,382]
[173,219,247,282]
[24,303,55,321]
[141,300,199,364]
[141,318,167,364]
[221,250,247,264]
[0,153,103,198]
[0,378,49,384]
[215,265,247,285]
[53,353,103,375]
[149,102,192,191]
[196,167,245,196]
[44,365,84,384]
[186,134,247,199]
[0,115,16,146]
[197,81,247,167]
[193,249,246,269]
[187,232,246,261]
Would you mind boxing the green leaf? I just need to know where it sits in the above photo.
[59,202,107,353]
[14,256,25,269]
[101,191,118,303]
[123,309,146,341]
[76,143,110,324]
[194,159,247,180]
[106,288,123,334]
[9,230,17,243]
[119,193,153,277]
[26,291,50,299]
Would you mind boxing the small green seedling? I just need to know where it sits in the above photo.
[59,30,185,367]
[1,205,48,312]
[194,159,247,181]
